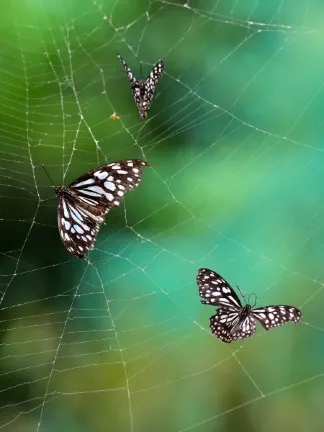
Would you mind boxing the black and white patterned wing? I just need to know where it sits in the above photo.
[69,159,150,215]
[144,60,164,104]
[57,159,149,258]
[58,196,103,259]
[116,53,137,86]
[116,53,143,116]
[209,308,257,343]
[252,305,302,331]
[196,268,242,311]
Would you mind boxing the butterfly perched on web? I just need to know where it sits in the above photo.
[116,52,164,119]
[197,268,302,343]
[48,159,150,259]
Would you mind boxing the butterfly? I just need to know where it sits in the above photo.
[116,53,164,119]
[52,159,150,259]
[196,268,302,343]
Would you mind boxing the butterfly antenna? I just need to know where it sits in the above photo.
[236,285,247,304]
[248,293,257,308]
[140,59,143,79]
[42,164,56,188]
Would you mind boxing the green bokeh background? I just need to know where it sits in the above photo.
[1,0,324,431]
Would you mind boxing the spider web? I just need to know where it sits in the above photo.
[1,0,324,430]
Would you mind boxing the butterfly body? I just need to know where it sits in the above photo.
[117,53,164,119]
[132,80,150,119]
[56,185,105,218]
[229,304,252,335]
[197,268,302,343]
[54,159,150,259]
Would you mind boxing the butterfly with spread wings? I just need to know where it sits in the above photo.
[197,268,302,343]
[53,159,150,259]
[116,53,164,119]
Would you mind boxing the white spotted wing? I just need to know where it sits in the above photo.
[197,268,302,343]
[252,305,301,330]
[196,268,242,311]
[56,159,150,259]
[209,308,257,343]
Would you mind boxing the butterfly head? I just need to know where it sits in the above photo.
[248,293,257,308]
[241,304,252,316]
[55,186,67,197]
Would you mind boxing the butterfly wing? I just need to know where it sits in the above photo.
[196,268,242,311]
[57,159,149,258]
[116,53,137,86]
[209,308,256,343]
[58,195,102,259]
[252,305,302,331]
[143,60,164,110]
[116,53,143,116]
[134,60,164,118]
[69,159,150,214]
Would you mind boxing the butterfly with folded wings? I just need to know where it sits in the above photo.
[196,268,302,343]
[116,53,164,119]
[53,159,150,259]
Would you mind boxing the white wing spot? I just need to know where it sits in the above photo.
[85,185,106,195]
[74,178,95,187]
[104,181,116,191]
[94,171,109,180]
[62,200,69,218]
[74,225,84,234]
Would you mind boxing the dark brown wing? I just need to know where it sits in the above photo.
[197,268,242,311]
[57,194,102,259]
[69,159,150,214]
[252,305,302,330]
[57,159,150,258]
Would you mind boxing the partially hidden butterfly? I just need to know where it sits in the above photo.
[197,268,302,343]
[52,159,150,259]
[116,53,164,119]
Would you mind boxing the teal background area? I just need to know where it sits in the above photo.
[0,0,324,431]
